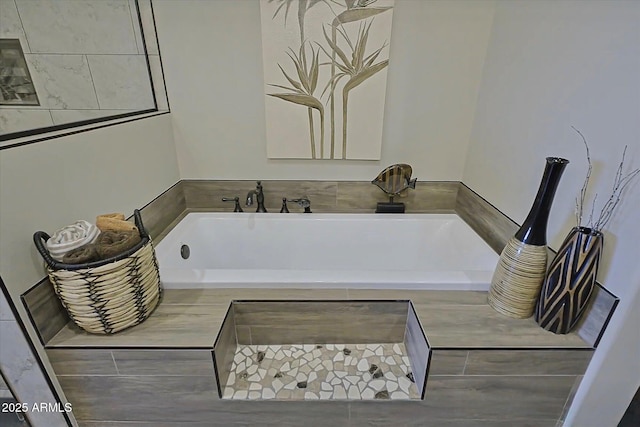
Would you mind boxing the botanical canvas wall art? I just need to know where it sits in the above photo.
[260,0,394,160]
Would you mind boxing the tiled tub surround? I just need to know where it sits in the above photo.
[148,180,617,348]
[31,289,592,426]
[212,301,429,402]
[18,180,615,425]
[180,180,459,214]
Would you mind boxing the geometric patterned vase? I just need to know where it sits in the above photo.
[535,226,603,334]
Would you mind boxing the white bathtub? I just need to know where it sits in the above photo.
[154,213,499,290]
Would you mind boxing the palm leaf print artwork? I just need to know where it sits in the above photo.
[268,43,324,158]
[261,0,394,160]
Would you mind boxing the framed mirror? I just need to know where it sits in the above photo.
[0,0,167,144]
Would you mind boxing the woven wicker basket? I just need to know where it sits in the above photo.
[33,209,162,334]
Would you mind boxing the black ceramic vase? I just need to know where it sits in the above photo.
[535,226,603,334]
[488,157,570,318]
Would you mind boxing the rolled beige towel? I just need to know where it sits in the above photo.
[96,230,142,260]
[96,213,138,233]
[62,244,101,264]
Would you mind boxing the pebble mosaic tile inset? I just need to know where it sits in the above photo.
[223,343,420,400]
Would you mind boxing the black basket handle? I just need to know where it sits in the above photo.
[33,209,150,271]
[33,230,56,268]
[132,209,149,239]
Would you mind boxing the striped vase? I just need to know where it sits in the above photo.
[489,157,569,318]
[488,238,548,318]
[535,227,603,334]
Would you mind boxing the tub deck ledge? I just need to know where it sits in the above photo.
[45,288,591,349]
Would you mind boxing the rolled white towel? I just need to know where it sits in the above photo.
[46,220,100,262]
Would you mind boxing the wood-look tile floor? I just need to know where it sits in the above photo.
[223,343,420,400]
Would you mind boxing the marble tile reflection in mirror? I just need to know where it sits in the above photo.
[0,39,38,106]
[0,0,162,140]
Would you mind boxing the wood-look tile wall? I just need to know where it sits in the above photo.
[462,350,592,375]
[347,375,577,425]
[57,376,578,426]
[425,375,575,420]
[139,181,186,241]
[48,349,216,377]
[454,183,519,254]
[575,285,619,347]
[58,375,219,423]
[231,300,409,345]
[182,180,458,213]
[20,179,614,427]
[42,293,593,426]
[49,348,219,423]
[111,350,215,376]
[20,277,68,345]
[429,349,593,376]
[212,305,237,396]
[407,349,593,426]
[47,349,117,376]
[50,348,587,425]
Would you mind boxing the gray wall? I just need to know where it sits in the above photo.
[463,2,640,425]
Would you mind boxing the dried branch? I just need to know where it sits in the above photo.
[593,146,640,230]
[573,126,592,227]
[572,128,639,231]
[587,193,597,229]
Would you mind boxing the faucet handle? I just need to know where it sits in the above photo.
[289,198,312,213]
[280,198,290,213]
[222,197,243,212]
